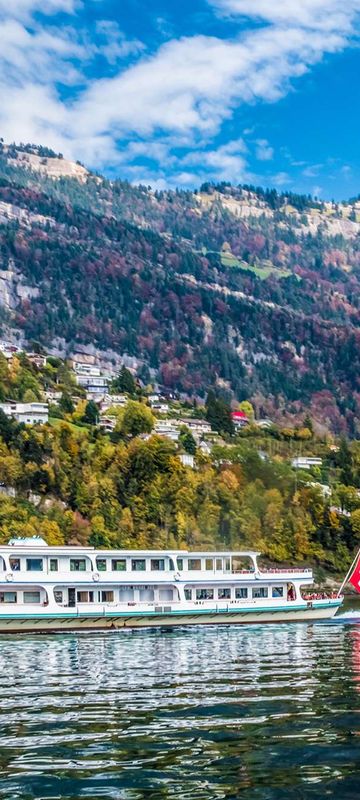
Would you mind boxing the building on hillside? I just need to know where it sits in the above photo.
[291,456,322,470]
[26,353,47,369]
[308,482,331,498]
[232,410,249,429]
[99,416,117,433]
[99,394,127,412]
[199,441,212,456]
[76,374,109,396]
[0,401,48,425]
[256,418,273,429]
[179,453,195,468]
[179,418,212,438]
[150,401,169,414]
[44,390,62,403]
[154,420,180,442]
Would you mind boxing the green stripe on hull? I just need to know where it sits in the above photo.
[0,600,341,622]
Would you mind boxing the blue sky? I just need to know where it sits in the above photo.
[1,0,360,198]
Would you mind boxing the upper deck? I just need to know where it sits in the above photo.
[0,540,313,585]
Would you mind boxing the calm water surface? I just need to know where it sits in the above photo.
[1,605,360,799]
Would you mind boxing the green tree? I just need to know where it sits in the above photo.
[112,366,136,395]
[120,400,154,437]
[82,400,99,425]
[179,426,197,454]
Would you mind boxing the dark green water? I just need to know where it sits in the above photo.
[1,607,360,799]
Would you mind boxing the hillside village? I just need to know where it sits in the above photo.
[0,338,358,573]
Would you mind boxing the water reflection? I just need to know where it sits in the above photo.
[0,621,360,799]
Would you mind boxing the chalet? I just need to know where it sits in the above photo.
[232,410,249,429]
[0,401,48,425]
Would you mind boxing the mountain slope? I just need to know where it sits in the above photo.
[1,142,360,432]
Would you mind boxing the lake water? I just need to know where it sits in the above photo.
[1,605,360,799]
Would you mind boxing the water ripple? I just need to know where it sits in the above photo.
[1,620,360,798]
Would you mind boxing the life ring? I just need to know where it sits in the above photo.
[173,572,181,581]
[92,573,100,582]
[5,573,13,582]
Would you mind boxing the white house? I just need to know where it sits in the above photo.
[179,453,195,468]
[179,418,212,437]
[0,402,49,425]
[100,394,128,412]
[150,401,169,414]
[291,456,322,470]
[76,375,109,395]
[99,416,117,433]
[154,420,180,442]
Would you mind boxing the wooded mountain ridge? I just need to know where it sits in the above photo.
[1,141,360,434]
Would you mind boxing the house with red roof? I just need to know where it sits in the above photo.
[232,410,249,429]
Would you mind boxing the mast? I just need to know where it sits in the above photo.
[337,547,360,597]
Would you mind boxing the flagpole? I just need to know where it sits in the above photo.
[337,547,360,597]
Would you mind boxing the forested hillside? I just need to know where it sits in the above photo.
[0,351,359,573]
[1,142,360,433]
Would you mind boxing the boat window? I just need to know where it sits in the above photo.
[49,558,58,572]
[151,559,165,571]
[131,559,146,571]
[119,587,134,601]
[272,586,284,598]
[218,588,231,599]
[23,591,41,604]
[224,558,231,572]
[184,588,192,600]
[196,588,214,600]
[216,558,223,571]
[205,559,213,571]
[77,591,87,602]
[252,587,268,599]
[70,558,86,572]
[159,588,173,601]
[96,559,107,571]
[140,587,155,601]
[26,558,43,572]
[177,558,183,571]
[235,587,248,599]
[188,559,201,570]
[112,559,126,571]
[169,558,175,570]
[0,591,17,603]
[10,557,20,571]
[54,590,63,604]
[101,591,114,602]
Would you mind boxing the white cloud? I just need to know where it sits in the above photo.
[183,139,248,182]
[211,0,360,32]
[255,138,274,161]
[0,0,359,186]
[0,0,78,19]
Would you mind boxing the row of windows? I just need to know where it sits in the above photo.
[5,557,243,573]
[0,591,41,604]
[185,586,284,601]
[6,557,167,573]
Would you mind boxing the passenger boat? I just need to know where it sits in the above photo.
[0,537,343,632]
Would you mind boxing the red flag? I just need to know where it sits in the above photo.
[349,556,360,593]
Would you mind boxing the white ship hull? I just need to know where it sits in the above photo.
[0,599,342,633]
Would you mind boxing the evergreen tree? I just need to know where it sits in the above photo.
[112,366,136,395]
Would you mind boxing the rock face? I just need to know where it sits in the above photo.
[1,140,360,432]
[6,147,89,181]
